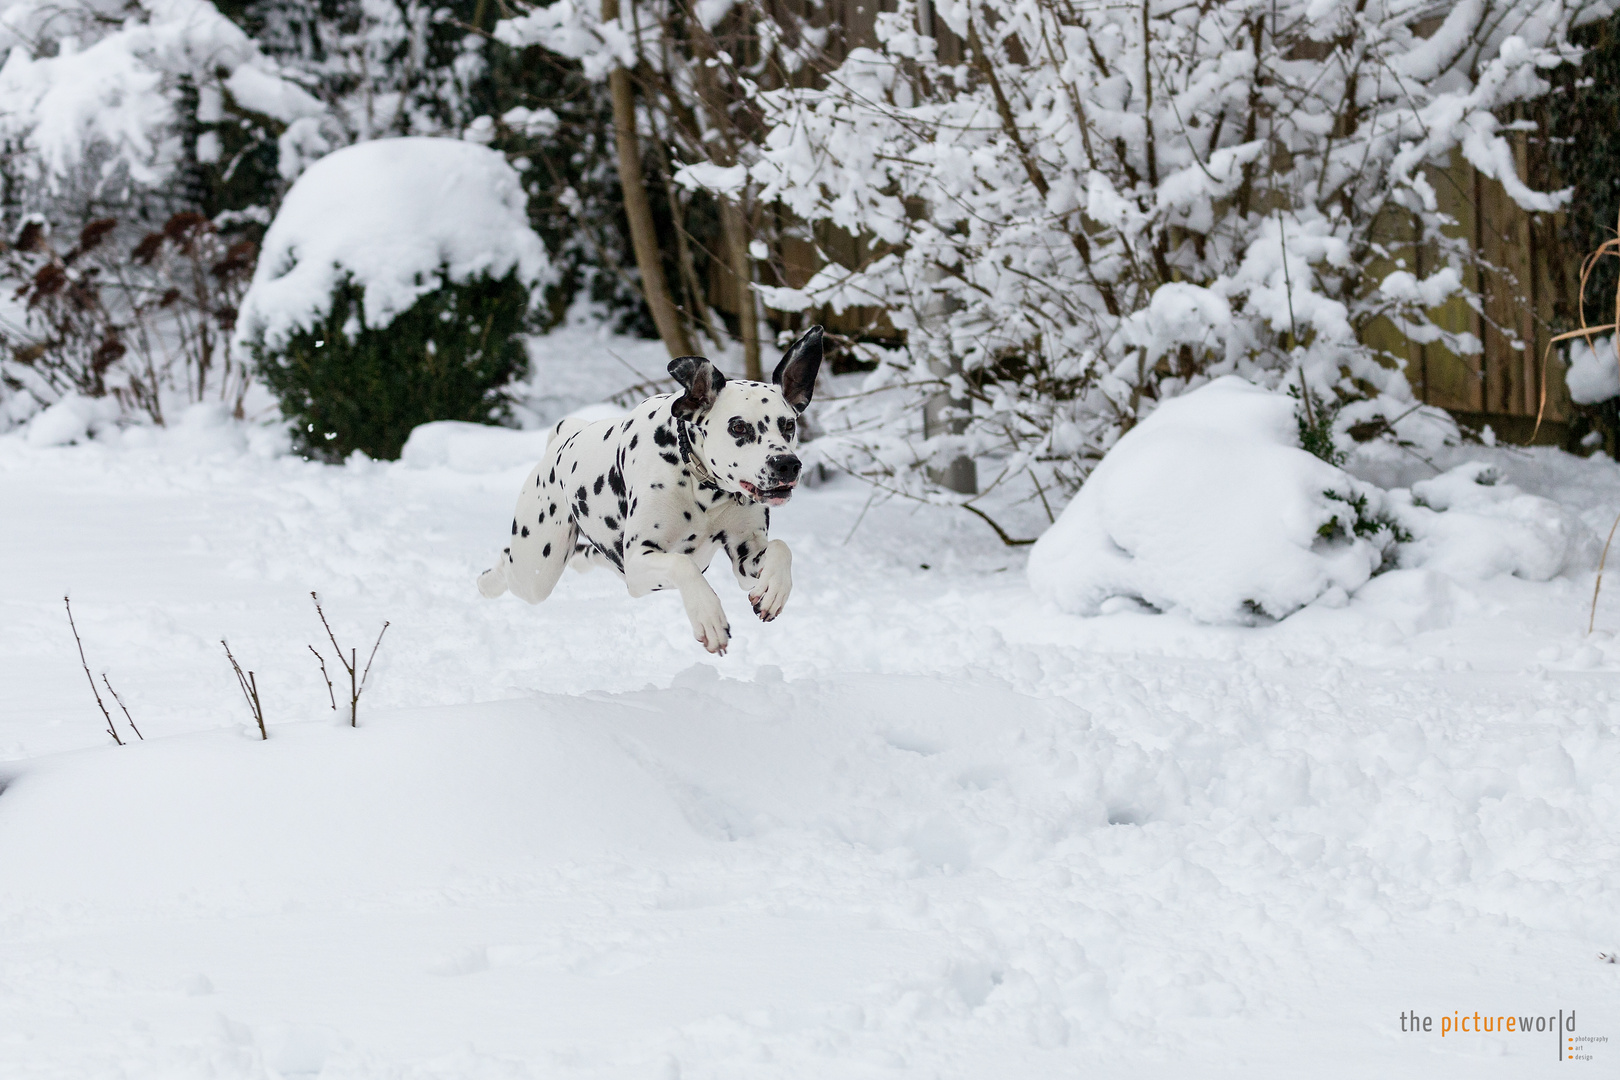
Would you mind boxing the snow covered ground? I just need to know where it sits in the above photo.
[2,326,1619,1077]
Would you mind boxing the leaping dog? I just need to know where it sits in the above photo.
[477,326,824,654]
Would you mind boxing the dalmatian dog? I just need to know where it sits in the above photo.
[477,325,824,654]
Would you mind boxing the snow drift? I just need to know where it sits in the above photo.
[236,138,550,351]
[1029,379,1596,622]
[1027,377,1398,622]
[1392,462,1594,581]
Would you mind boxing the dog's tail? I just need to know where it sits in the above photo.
[548,416,588,450]
[477,555,510,599]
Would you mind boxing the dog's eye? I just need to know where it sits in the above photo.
[777,416,796,441]
[727,418,751,439]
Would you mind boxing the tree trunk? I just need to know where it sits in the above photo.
[721,198,762,380]
[602,0,693,359]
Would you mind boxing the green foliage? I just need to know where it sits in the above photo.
[254,270,531,462]
[1318,490,1413,546]
[1288,381,1346,466]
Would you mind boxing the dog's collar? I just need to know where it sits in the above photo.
[676,417,719,489]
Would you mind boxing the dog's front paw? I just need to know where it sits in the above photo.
[748,567,791,622]
[685,592,731,655]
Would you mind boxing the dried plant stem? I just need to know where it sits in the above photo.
[308,644,336,711]
[101,674,142,740]
[222,639,267,740]
[1590,509,1620,635]
[310,592,389,727]
[64,596,121,746]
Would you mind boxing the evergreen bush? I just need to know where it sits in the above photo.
[254,269,531,462]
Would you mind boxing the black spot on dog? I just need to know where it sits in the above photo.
[682,546,694,554]
[661,452,679,465]
[641,539,663,550]
[653,425,677,447]
[682,511,691,520]
[594,475,606,496]
[651,482,664,490]
[713,530,728,545]
[549,468,556,482]
[521,526,530,538]
[685,533,697,541]
[737,541,749,560]
[608,468,625,497]
[629,433,639,450]
[604,516,618,530]
[571,462,578,473]
[549,503,557,516]
[511,519,517,535]
[603,429,612,441]
[543,543,552,557]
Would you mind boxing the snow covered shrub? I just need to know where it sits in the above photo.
[1026,378,1403,623]
[238,138,550,461]
[735,0,1588,508]
[1390,462,1595,581]
[255,270,532,461]
[0,0,323,207]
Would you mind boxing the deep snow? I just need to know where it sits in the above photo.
[2,326,1619,1077]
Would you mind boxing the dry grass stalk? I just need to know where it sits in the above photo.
[64,595,137,745]
[309,592,389,728]
[1534,207,1620,441]
[221,639,267,740]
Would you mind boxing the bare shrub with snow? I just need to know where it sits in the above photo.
[728,0,1590,508]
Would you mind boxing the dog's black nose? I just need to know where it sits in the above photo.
[767,455,801,482]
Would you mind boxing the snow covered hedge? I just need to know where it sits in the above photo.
[239,138,550,461]
[1028,379,1594,623]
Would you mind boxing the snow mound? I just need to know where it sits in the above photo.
[400,420,553,472]
[1027,377,1396,623]
[1564,334,1620,404]
[400,405,626,472]
[236,138,550,351]
[1391,461,1595,580]
[24,393,120,446]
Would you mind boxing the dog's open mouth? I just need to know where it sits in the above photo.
[739,480,796,505]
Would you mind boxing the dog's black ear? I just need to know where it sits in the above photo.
[669,355,727,420]
[772,325,823,413]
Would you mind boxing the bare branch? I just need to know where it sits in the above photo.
[65,596,121,745]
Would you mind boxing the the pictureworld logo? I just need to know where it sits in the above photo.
[1398,1009,1608,1061]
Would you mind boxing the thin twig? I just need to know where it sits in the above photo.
[307,645,336,711]
[101,674,142,740]
[65,596,121,745]
[1590,509,1620,635]
[842,489,879,545]
[222,639,267,740]
[961,503,1038,546]
[309,592,388,727]
[359,622,390,692]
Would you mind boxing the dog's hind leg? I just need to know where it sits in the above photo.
[479,466,576,604]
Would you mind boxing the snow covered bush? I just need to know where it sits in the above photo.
[0,0,324,428]
[1391,462,1595,581]
[238,138,549,461]
[1026,378,1404,623]
[731,0,1591,507]
[0,0,323,208]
